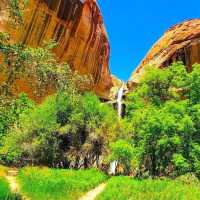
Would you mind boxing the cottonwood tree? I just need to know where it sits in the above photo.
[126,62,200,178]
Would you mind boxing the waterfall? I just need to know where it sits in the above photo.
[117,84,124,117]
[109,85,124,175]
[109,160,118,175]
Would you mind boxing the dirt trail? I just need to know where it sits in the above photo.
[6,168,30,200]
[79,183,106,200]
[6,168,106,200]
[6,168,19,193]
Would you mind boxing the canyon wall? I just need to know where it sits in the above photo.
[130,19,200,85]
[0,0,113,100]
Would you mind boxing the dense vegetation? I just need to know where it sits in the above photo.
[2,26,200,179]
[96,176,200,200]
[17,167,107,200]
[0,91,119,168]
[0,20,120,168]
[125,62,200,177]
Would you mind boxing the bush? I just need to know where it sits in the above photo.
[176,173,199,186]
[0,94,34,135]
[109,140,134,175]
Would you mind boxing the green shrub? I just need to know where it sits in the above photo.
[0,93,34,146]
[176,173,199,186]
[109,140,134,174]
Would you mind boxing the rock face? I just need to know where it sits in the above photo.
[130,19,200,84]
[0,0,113,100]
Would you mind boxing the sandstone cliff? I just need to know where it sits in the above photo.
[0,0,113,100]
[130,19,200,84]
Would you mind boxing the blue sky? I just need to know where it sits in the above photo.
[98,0,200,81]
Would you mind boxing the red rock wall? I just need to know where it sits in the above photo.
[0,0,113,100]
[130,19,200,84]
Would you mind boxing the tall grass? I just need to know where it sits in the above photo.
[0,177,21,200]
[17,167,108,200]
[0,165,8,177]
[0,177,11,199]
[96,176,200,200]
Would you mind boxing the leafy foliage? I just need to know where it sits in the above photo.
[0,93,34,147]
[109,140,134,174]
[126,62,200,177]
[0,36,88,98]
[1,92,119,167]
[1,0,28,24]
[0,23,118,168]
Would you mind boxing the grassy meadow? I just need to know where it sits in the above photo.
[2,166,200,200]
[17,167,108,200]
[96,176,200,200]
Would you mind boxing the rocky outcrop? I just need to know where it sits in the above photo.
[0,0,113,100]
[130,19,200,84]
[108,75,123,99]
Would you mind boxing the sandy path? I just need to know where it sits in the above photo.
[6,168,106,200]
[79,183,106,200]
[6,169,19,193]
[6,169,30,200]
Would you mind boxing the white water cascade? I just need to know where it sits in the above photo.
[109,160,118,175]
[117,84,124,117]
[109,85,125,175]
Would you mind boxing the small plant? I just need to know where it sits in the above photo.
[176,173,199,186]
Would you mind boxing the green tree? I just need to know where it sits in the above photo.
[126,62,200,177]
[1,92,119,168]
[109,140,134,175]
[0,93,34,143]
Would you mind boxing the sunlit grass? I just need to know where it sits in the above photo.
[0,165,10,199]
[0,177,11,199]
[0,165,8,177]
[0,177,21,200]
[96,176,200,200]
[17,167,108,200]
